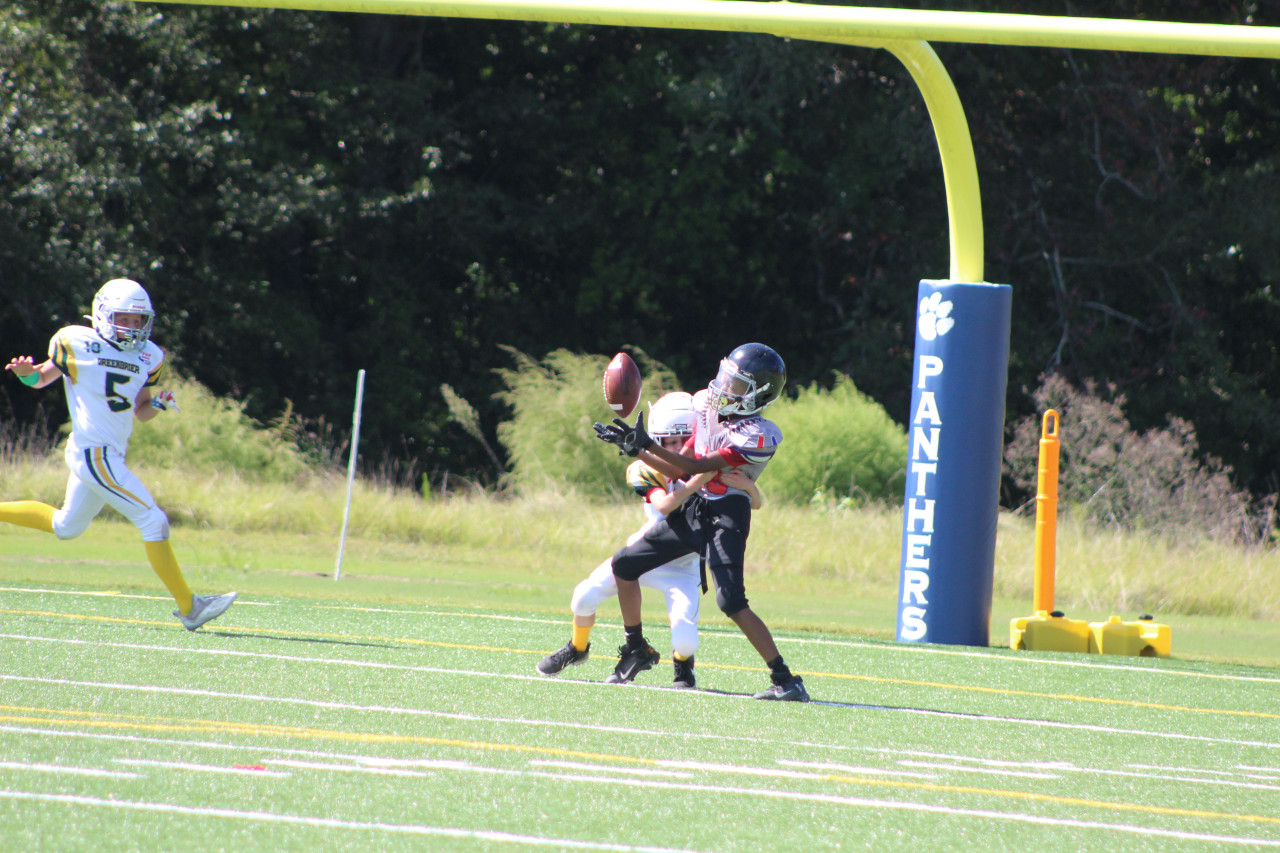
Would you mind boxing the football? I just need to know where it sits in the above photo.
[602,352,643,419]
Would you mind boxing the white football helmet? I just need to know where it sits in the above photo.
[648,391,697,439]
[91,278,155,352]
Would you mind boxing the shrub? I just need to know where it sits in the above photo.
[494,347,680,498]
[494,354,906,505]
[764,375,907,505]
[128,376,316,483]
[1004,374,1275,545]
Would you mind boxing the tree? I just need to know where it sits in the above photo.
[6,0,1280,502]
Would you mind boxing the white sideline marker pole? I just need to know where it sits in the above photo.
[335,369,366,581]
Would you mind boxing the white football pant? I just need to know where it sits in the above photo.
[54,445,171,542]
[571,555,701,660]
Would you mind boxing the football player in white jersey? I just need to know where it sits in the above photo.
[594,343,808,701]
[538,392,762,689]
[1,278,237,631]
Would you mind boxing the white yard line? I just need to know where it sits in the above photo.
[525,760,696,778]
[5,758,1274,845]
[0,671,741,743]
[4,724,1277,846]
[112,758,291,777]
[0,790,707,852]
[0,761,138,779]
[778,760,939,780]
[0,587,167,601]
[790,748,1280,792]
[265,759,433,778]
[897,760,1064,780]
[0,724,407,764]
[3,643,1278,754]
[316,604,567,624]
[794,743,1280,782]
[1238,765,1280,777]
[2,588,1275,685]
[1131,764,1280,782]
[9,760,1275,850]
[0,587,273,606]
[523,772,1280,847]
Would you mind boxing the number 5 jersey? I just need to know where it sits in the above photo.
[48,325,165,458]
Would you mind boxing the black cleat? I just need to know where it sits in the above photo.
[537,641,590,676]
[605,641,660,684]
[672,656,696,689]
[753,675,810,702]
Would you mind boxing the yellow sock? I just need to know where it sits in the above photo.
[144,540,193,614]
[0,501,56,534]
[571,623,592,651]
[674,652,689,661]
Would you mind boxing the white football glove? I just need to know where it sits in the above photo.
[150,390,180,413]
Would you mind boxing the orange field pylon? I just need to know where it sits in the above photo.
[1032,409,1059,614]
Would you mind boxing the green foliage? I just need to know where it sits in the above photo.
[494,356,905,506]
[764,375,907,505]
[493,348,680,498]
[1004,374,1274,546]
[6,0,1280,509]
[128,376,316,483]
[441,383,504,478]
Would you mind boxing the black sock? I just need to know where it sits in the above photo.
[767,655,793,684]
[624,624,646,648]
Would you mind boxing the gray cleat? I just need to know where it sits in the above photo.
[174,592,237,631]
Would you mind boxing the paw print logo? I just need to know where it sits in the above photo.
[918,292,955,341]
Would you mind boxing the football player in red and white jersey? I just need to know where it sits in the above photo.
[1,278,237,631]
[539,391,761,690]
[594,342,808,701]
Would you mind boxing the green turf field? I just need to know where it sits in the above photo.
[2,580,1278,851]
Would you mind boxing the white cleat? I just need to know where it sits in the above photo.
[174,592,237,631]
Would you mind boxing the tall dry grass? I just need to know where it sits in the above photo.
[5,368,1278,623]
[5,442,1276,621]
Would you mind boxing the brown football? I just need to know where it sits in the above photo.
[603,352,643,419]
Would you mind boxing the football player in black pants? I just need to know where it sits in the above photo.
[594,343,808,702]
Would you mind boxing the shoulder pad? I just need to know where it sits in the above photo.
[626,459,667,493]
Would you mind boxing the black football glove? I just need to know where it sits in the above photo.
[593,420,628,450]
[592,412,653,457]
[619,411,653,457]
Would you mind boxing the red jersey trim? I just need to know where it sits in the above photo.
[717,447,748,467]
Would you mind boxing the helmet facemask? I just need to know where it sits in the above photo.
[708,358,773,417]
[91,279,155,352]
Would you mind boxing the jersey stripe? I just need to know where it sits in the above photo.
[717,447,748,467]
[50,333,77,383]
[145,361,165,388]
[85,448,150,507]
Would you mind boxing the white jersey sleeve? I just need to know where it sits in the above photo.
[50,325,165,458]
